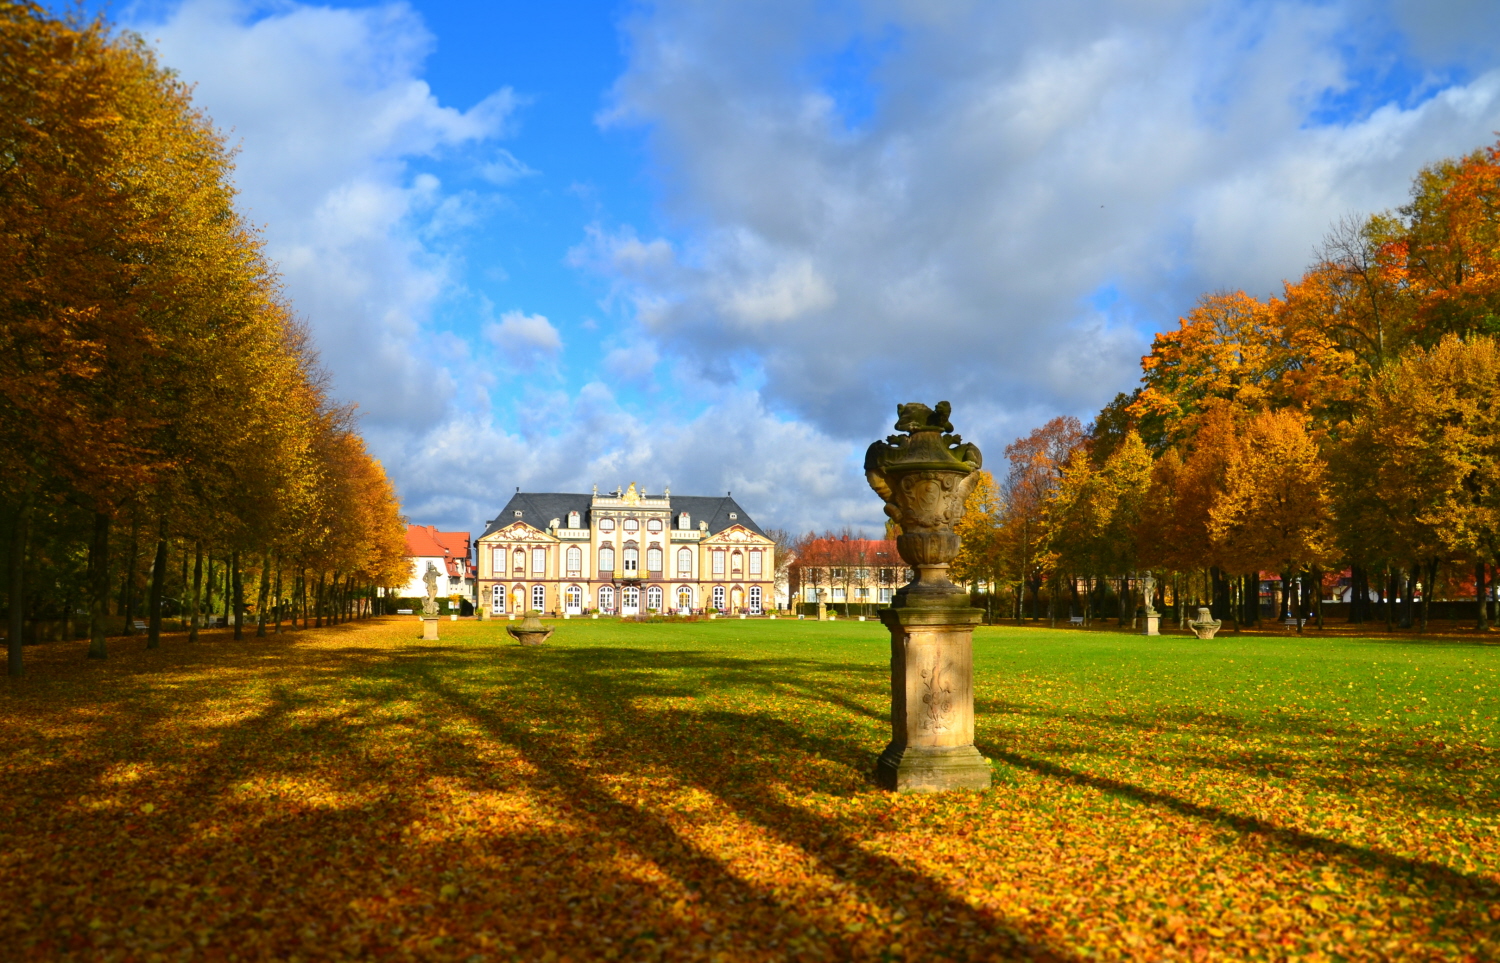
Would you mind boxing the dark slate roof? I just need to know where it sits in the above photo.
[477,492,766,540]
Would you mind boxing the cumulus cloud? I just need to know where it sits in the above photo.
[485,310,563,363]
[588,0,1500,443]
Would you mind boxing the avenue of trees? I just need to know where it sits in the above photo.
[1,3,409,675]
[953,135,1500,633]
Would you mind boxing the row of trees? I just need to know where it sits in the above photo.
[0,3,410,674]
[954,135,1500,633]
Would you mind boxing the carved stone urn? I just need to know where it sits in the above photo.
[865,401,991,792]
[507,611,554,647]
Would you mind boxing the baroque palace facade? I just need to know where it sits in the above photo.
[476,484,777,616]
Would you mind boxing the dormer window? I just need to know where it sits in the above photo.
[568,511,580,528]
[514,510,522,518]
[729,513,737,520]
[678,512,690,530]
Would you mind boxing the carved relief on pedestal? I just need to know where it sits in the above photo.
[919,654,954,732]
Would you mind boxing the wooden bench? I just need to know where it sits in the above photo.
[131,619,148,631]
[1068,615,1084,626]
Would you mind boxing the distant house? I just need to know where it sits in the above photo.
[400,525,475,601]
[790,537,908,608]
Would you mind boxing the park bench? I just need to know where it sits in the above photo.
[131,619,148,631]
[1068,615,1084,626]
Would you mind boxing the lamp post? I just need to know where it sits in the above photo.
[865,401,991,792]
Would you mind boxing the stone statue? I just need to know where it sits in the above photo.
[421,562,440,618]
[865,401,984,610]
[866,401,990,793]
[1142,574,1158,617]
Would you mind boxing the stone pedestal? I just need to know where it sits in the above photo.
[817,602,827,621]
[1143,614,1159,636]
[478,608,488,622]
[421,618,439,641]
[876,606,991,792]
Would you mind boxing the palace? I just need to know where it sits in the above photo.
[476,484,777,616]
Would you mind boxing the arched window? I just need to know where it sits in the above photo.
[531,548,547,574]
[512,549,525,573]
[677,548,692,576]
[712,585,726,611]
[712,551,725,576]
[532,584,546,613]
[598,585,615,613]
[678,512,691,530]
[646,547,662,572]
[599,546,615,571]
[731,551,743,575]
[623,518,639,533]
[749,586,762,614]
[622,586,639,611]
[647,518,662,533]
[600,517,615,531]
[565,585,582,613]
[491,584,504,614]
[623,548,639,574]
[646,585,663,611]
[566,546,582,574]
[568,511,580,528]
[677,585,693,613]
[749,550,762,576]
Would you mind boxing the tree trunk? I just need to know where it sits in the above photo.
[1401,566,1416,629]
[1313,566,1324,630]
[315,573,325,628]
[1385,567,1395,631]
[190,541,203,643]
[88,512,111,660]
[222,558,231,627]
[1420,558,1436,633]
[8,496,32,676]
[273,561,283,634]
[1480,562,1491,632]
[255,553,270,638]
[122,516,140,635]
[232,551,244,641]
[147,516,168,649]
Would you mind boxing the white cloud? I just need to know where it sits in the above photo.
[484,310,562,362]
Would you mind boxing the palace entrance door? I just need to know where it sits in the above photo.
[622,585,640,616]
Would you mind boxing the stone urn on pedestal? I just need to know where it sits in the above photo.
[507,611,554,646]
[866,401,991,792]
[420,561,441,641]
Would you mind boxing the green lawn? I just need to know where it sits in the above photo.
[1,616,1495,960]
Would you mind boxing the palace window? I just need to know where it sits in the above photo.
[647,518,662,533]
[531,548,547,574]
[677,547,692,576]
[750,586,762,614]
[647,585,663,611]
[492,547,504,573]
[566,546,582,575]
[623,586,639,610]
[712,585,726,611]
[749,550,762,576]
[599,546,615,571]
[678,512,691,530]
[565,585,582,612]
[599,585,615,613]
[491,584,504,614]
[599,518,615,532]
[623,548,639,574]
[712,551,725,576]
[532,584,546,612]
[677,586,693,612]
[832,587,846,601]
[646,547,662,572]
[568,511,580,528]
[624,518,639,533]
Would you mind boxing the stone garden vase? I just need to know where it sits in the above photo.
[507,612,553,646]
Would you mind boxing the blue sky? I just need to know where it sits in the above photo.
[76,0,1500,536]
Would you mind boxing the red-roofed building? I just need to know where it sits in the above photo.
[400,525,475,602]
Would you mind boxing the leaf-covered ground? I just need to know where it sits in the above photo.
[1,618,1496,961]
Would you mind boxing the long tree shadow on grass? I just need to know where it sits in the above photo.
[974,693,1498,816]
